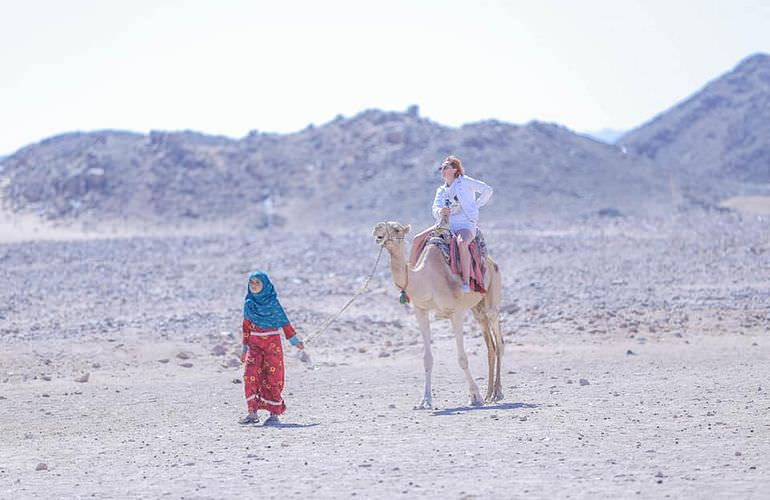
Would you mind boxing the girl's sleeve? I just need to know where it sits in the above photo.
[242,319,251,348]
[282,323,302,346]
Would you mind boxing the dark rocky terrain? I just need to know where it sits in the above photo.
[0,113,672,231]
[621,53,770,197]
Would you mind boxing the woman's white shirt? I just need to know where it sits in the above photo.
[432,175,493,226]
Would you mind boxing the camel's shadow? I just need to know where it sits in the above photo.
[431,402,537,416]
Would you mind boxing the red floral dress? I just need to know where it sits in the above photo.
[242,318,299,415]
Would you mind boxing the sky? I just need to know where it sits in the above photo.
[1,0,769,154]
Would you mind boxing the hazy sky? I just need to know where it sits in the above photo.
[1,0,769,154]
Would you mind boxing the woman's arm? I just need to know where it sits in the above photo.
[431,186,445,222]
[475,179,493,208]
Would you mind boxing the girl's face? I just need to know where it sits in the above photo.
[249,278,264,294]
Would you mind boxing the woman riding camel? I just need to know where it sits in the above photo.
[409,155,493,292]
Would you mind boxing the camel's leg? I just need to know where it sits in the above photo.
[414,307,434,409]
[472,303,496,402]
[451,311,483,406]
[485,259,505,401]
[488,308,505,401]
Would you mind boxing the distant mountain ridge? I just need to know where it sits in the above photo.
[2,53,769,227]
[583,128,626,144]
[1,111,671,227]
[621,53,770,188]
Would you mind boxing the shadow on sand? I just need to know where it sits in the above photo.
[431,402,538,416]
[261,422,320,429]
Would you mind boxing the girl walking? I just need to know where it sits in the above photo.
[239,271,304,425]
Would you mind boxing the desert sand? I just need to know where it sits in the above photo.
[1,210,768,498]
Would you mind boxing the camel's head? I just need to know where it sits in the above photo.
[372,221,411,248]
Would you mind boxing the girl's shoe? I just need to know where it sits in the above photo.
[461,282,471,293]
[239,413,259,425]
[263,414,281,426]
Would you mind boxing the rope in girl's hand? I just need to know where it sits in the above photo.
[301,245,385,346]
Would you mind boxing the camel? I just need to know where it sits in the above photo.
[372,221,504,408]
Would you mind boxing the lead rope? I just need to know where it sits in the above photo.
[302,245,385,345]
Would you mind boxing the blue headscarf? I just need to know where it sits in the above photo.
[243,271,290,329]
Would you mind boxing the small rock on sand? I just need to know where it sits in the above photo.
[75,373,89,383]
[179,362,193,368]
[35,463,48,471]
[579,378,590,386]
[211,344,227,356]
[176,351,192,360]
[158,359,170,364]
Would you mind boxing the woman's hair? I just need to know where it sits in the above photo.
[443,155,464,178]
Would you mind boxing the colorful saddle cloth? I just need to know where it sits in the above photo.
[418,227,488,293]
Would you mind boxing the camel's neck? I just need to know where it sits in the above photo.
[387,244,409,291]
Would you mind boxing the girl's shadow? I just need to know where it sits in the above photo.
[431,402,537,416]
[261,422,320,429]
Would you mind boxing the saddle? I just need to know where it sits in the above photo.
[424,226,488,293]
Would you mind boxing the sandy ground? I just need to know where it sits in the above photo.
[1,210,769,498]
[1,334,768,499]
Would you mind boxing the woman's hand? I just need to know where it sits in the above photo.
[440,207,451,217]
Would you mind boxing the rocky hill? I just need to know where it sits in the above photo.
[7,54,769,230]
[0,108,669,229]
[620,53,770,196]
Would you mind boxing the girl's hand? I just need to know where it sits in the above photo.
[296,342,305,350]
[240,351,247,363]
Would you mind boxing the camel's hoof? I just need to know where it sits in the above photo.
[469,396,484,407]
[493,392,505,402]
[413,399,433,410]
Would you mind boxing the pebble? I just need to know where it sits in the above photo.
[158,359,170,364]
[626,350,636,355]
[232,378,242,384]
[177,352,192,360]
[579,378,590,386]
[75,373,90,383]
[179,363,194,368]
[211,345,227,356]
[35,463,48,471]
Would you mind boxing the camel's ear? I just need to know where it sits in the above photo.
[403,224,411,235]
